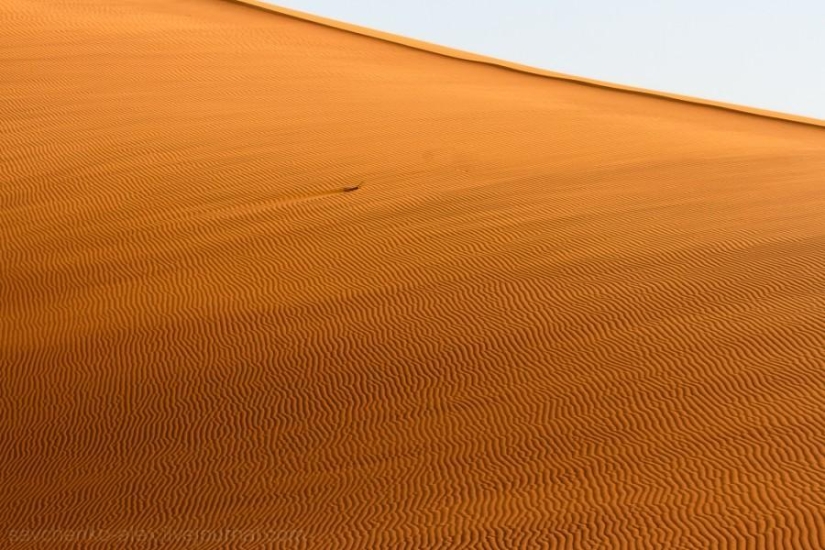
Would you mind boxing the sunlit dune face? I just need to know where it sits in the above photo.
[2,1,825,548]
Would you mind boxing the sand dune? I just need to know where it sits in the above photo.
[2,1,825,548]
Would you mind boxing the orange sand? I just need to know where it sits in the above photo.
[2,1,825,548]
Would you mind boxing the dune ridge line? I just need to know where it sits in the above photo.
[223,0,825,129]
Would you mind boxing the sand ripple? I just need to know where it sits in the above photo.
[2,1,825,548]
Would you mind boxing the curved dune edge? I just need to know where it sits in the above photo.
[225,0,825,129]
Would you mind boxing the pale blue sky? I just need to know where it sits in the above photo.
[266,0,825,120]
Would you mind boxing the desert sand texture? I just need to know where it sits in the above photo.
[2,1,825,548]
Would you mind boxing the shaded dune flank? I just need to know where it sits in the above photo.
[2,1,825,548]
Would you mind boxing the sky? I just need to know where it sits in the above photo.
[266,0,825,121]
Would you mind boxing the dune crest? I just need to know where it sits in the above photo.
[2,1,825,548]
[229,0,824,128]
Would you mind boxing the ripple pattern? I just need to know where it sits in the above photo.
[2,1,825,549]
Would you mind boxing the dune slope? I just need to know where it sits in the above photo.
[2,1,825,548]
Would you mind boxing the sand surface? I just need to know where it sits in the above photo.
[2,1,825,548]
